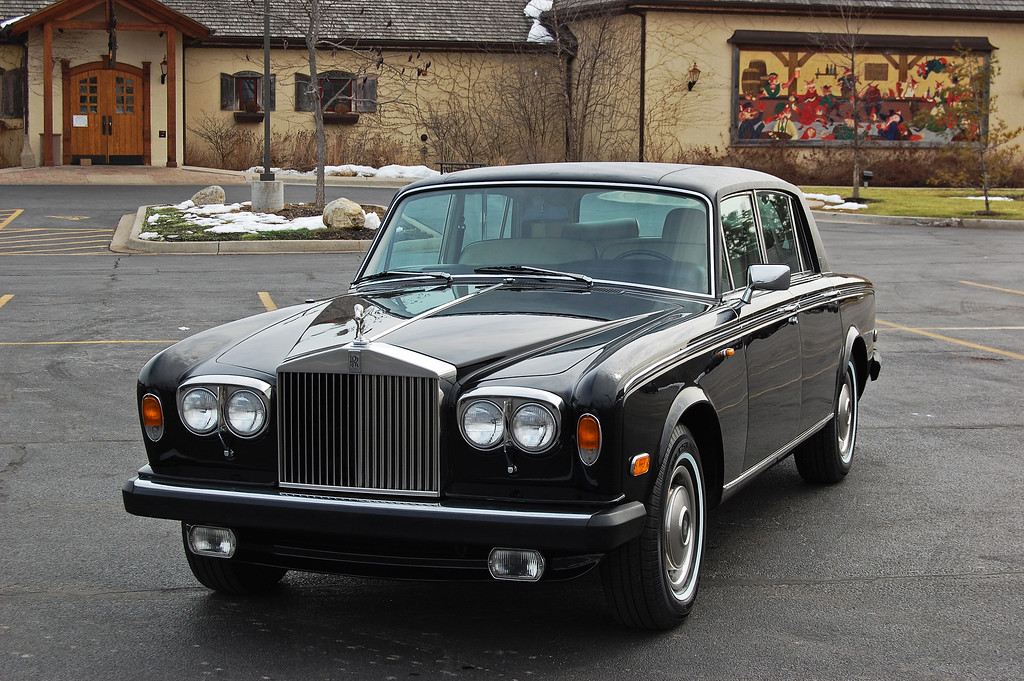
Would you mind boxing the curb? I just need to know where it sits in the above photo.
[811,210,1024,231]
[240,171,416,188]
[110,205,374,255]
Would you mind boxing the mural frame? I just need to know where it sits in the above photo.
[728,31,995,148]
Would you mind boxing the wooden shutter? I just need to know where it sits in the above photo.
[294,73,313,111]
[354,75,377,113]
[220,73,235,110]
[1,68,24,118]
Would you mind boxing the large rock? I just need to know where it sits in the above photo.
[190,185,226,206]
[323,197,365,229]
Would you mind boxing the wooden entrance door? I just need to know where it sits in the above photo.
[66,67,145,165]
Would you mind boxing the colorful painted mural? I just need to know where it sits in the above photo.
[734,49,973,144]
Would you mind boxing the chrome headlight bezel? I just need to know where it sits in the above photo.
[457,388,563,455]
[176,376,273,439]
[510,403,557,453]
[179,386,219,435]
[224,388,269,438]
[460,399,505,450]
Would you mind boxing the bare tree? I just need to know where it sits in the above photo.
[913,45,1022,212]
[812,1,873,201]
[256,0,425,209]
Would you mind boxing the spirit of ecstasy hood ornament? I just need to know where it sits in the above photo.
[352,303,368,346]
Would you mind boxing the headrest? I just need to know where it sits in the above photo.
[663,207,708,243]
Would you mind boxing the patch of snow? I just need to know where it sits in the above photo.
[1,15,27,30]
[821,202,867,211]
[364,212,381,230]
[375,164,438,179]
[138,231,161,240]
[525,1,554,43]
[325,164,378,177]
[528,22,554,43]
[524,0,552,19]
[803,192,845,205]
[245,163,440,179]
[952,196,1013,201]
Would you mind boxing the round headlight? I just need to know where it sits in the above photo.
[462,400,504,449]
[225,389,267,438]
[511,403,557,452]
[180,387,219,434]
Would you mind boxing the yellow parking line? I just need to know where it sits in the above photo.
[0,209,23,230]
[877,319,1024,361]
[960,280,1024,297]
[0,340,179,346]
[258,291,277,311]
[0,294,12,309]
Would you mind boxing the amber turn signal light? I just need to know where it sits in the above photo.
[142,394,163,426]
[141,393,165,442]
[631,453,650,477]
[577,414,602,466]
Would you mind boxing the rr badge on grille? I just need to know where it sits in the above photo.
[348,349,361,373]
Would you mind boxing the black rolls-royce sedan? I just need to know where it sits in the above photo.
[123,162,880,629]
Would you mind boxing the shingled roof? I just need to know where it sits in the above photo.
[557,0,1024,18]
[1,0,538,46]
[4,0,1023,46]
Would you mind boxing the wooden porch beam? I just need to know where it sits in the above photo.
[166,27,177,167]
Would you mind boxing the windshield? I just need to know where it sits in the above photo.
[361,184,712,294]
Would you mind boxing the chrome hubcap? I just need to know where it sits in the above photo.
[663,463,699,599]
[837,368,856,464]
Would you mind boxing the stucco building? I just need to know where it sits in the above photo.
[1,0,1022,170]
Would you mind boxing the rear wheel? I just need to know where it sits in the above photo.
[601,425,706,629]
[181,524,286,594]
[795,359,858,483]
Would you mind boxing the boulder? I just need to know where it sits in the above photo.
[323,197,365,229]
[190,185,226,206]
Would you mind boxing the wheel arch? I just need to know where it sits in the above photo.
[658,386,724,509]
[844,326,869,397]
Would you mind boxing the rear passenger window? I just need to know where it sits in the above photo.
[756,191,804,274]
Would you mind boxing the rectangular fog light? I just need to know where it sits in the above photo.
[488,548,545,582]
[187,525,236,558]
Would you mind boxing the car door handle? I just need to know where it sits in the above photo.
[781,303,799,325]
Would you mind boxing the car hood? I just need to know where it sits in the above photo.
[211,285,704,380]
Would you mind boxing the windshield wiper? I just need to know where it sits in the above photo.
[353,270,453,288]
[474,265,593,289]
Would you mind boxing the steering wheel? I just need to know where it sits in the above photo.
[614,249,673,262]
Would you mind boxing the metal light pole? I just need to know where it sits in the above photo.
[252,0,283,211]
[261,0,273,182]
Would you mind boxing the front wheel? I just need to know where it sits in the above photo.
[181,524,286,594]
[601,425,706,629]
[795,359,858,483]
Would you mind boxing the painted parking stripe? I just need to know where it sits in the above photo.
[877,319,1024,361]
[258,291,278,311]
[0,340,179,346]
[960,280,1024,297]
[0,294,12,309]
[0,209,23,230]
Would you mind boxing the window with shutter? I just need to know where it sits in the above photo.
[295,73,313,111]
[1,68,25,118]
[354,75,377,113]
[220,73,235,110]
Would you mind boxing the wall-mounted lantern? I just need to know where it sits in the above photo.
[160,57,168,85]
[687,61,701,91]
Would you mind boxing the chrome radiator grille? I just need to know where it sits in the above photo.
[277,371,441,496]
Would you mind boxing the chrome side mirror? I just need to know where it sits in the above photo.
[740,264,791,305]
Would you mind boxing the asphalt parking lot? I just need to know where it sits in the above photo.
[0,216,1022,680]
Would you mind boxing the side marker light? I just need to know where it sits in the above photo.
[631,453,650,476]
